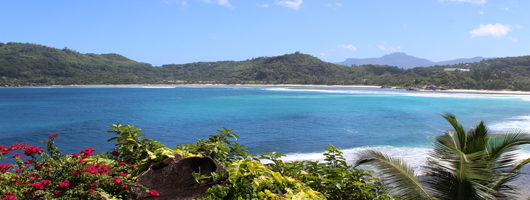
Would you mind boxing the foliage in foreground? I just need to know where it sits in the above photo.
[356,113,530,200]
[0,125,390,199]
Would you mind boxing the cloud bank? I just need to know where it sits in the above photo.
[276,0,303,10]
[470,24,512,37]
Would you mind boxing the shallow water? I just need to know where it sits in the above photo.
[2,86,530,168]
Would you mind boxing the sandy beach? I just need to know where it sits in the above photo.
[13,84,530,96]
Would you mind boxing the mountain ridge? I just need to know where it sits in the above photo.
[336,52,485,69]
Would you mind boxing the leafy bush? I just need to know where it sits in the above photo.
[0,134,149,200]
[0,125,392,199]
[260,145,391,200]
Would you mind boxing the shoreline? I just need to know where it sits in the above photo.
[4,84,530,95]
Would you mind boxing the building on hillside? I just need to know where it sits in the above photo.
[444,68,470,72]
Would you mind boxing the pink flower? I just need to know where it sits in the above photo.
[51,191,59,195]
[119,172,127,177]
[4,196,17,200]
[112,177,121,184]
[119,161,125,165]
[12,154,22,159]
[0,163,13,173]
[72,171,82,176]
[24,159,32,164]
[71,153,79,157]
[148,190,160,196]
[112,151,120,157]
[48,133,59,139]
[59,180,69,188]
[15,169,21,173]
[31,182,44,190]
[88,189,94,194]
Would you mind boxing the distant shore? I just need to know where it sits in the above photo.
[4,84,530,95]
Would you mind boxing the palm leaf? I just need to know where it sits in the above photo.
[440,113,467,151]
[486,130,530,170]
[355,149,432,200]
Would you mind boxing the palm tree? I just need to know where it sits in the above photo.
[355,113,530,200]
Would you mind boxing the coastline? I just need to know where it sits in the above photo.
[4,84,530,95]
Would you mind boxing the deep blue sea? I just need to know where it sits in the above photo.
[2,86,530,167]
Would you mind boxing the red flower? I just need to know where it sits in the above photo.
[0,163,13,173]
[88,189,94,194]
[148,190,160,196]
[48,133,59,139]
[24,159,32,164]
[4,196,17,200]
[71,153,79,157]
[119,172,127,177]
[59,180,69,188]
[119,161,125,165]
[15,169,21,173]
[72,171,82,176]
[12,154,22,159]
[51,191,59,196]
[112,151,120,157]
[112,177,121,184]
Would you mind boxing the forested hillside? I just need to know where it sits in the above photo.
[1,42,530,91]
[0,42,159,85]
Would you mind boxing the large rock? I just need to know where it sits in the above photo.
[130,154,227,200]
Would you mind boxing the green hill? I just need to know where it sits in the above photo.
[0,42,159,85]
[2,42,530,91]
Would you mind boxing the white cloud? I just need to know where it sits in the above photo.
[340,44,357,52]
[320,53,328,56]
[276,0,303,10]
[509,37,518,42]
[438,0,486,5]
[515,24,523,29]
[377,41,402,52]
[470,24,512,37]
[202,0,234,8]
[328,2,342,8]
[256,3,269,8]
[479,9,484,14]
[182,1,187,6]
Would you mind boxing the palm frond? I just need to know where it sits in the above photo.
[489,157,530,199]
[465,121,489,154]
[355,149,432,200]
[440,113,467,151]
[486,130,530,169]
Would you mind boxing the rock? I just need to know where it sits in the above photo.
[130,154,227,200]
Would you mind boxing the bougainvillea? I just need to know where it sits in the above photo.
[0,134,154,199]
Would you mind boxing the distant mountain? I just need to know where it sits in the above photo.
[336,52,485,69]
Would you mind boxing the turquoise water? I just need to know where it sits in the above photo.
[2,86,530,166]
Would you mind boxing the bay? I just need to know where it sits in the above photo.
[2,86,530,167]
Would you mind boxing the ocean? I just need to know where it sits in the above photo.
[2,86,530,169]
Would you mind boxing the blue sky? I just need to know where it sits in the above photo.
[0,0,528,66]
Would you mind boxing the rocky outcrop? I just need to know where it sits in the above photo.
[130,154,226,200]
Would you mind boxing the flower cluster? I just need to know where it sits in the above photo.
[0,134,150,199]
[0,143,43,157]
[84,163,114,175]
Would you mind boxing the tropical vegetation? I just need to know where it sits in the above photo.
[2,42,530,90]
[0,125,390,199]
[355,113,530,200]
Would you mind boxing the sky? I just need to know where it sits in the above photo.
[0,0,528,66]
